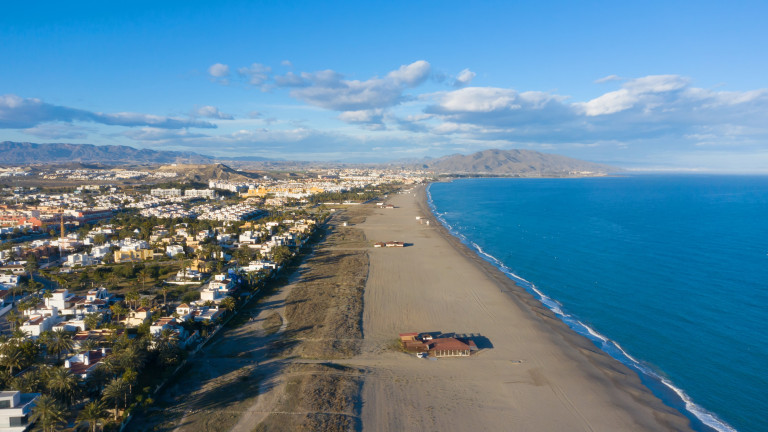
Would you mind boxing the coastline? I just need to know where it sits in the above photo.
[355,183,692,431]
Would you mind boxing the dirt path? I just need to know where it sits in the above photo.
[127,251,309,432]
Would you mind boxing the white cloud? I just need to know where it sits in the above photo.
[435,87,520,112]
[338,109,385,130]
[237,63,272,85]
[23,122,90,139]
[578,75,690,116]
[594,74,622,84]
[280,60,432,111]
[386,60,431,86]
[208,63,230,78]
[273,72,309,87]
[123,128,209,141]
[193,105,234,120]
[414,74,768,163]
[453,68,477,87]
[0,94,216,129]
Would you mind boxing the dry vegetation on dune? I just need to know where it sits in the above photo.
[254,363,363,432]
[252,209,371,431]
[277,219,369,359]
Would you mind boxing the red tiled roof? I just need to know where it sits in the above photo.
[428,338,470,351]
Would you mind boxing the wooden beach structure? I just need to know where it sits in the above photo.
[399,332,477,358]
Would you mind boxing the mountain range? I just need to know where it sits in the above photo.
[405,149,614,175]
[0,141,214,164]
[0,142,616,175]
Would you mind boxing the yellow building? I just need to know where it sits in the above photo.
[114,249,153,263]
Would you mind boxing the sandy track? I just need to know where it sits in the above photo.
[353,185,692,432]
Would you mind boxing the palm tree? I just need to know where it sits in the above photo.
[80,339,98,352]
[48,329,74,362]
[221,297,236,314]
[85,366,112,398]
[11,327,30,341]
[42,289,53,304]
[116,345,146,373]
[125,290,139,310]
[110,302,128,323]
[122,368,138,394]
[77,400,107,432]
[1,343,26,375]
[5,310,21,331]
[137,269,149,291]
[102,377,130,420]
[46,366,79,406]
[29,395,67,432]
[84,312,102,330]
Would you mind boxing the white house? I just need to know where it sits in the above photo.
[20,314,59,337]
[243,260,278,272]
[90,245,112,260]
[65,253,98,267]
[0,275,19,288]
[64,348,111,379]
[0,390,39,431]
[166,244,185,258]
[238,231,261,244]
[200,287,227,303]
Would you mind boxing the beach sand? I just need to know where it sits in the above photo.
[353,184,691,431]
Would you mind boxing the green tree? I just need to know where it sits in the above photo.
[5,310,22,331]
[84,313,102,330]
[78,400,107,432]
[46,366,79,406]
[85,367,112,398]
[220,296,236,314]
[102,377,130,420]
[122,368,138,394]
[271,245,292,265]
[137,269,149,292]
[0,345,25,375]
[29,395,67,432]
[110,302,128,323]
[48,329,74,362]
[125,290,140,310]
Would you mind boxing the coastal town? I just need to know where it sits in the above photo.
[0,165,428,431]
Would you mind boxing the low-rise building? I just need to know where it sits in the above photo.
[0,390,39,431]
[166,244,185,258]
[64,348,111,379]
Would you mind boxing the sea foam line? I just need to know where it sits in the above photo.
[426,184,737,432]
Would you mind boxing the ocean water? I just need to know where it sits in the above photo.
[428,175,768,432]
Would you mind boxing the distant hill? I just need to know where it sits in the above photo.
[0,142,214,164]
[403,149,616,176]
[154,163,258,182]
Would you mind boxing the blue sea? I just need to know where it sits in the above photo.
[428,175,768,432]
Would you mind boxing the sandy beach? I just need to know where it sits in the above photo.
[354,184,692,431]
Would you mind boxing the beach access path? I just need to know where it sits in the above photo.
[349,184,691,432]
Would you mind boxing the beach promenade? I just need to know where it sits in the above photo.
[353,184,691,431]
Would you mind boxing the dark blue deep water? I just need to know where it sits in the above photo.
[428,175,768,432]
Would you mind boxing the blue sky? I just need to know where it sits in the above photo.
[1,1,767,171]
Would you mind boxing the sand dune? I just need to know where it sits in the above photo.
[354,185,691,431]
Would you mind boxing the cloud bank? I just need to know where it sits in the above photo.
[0,94,216,130]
